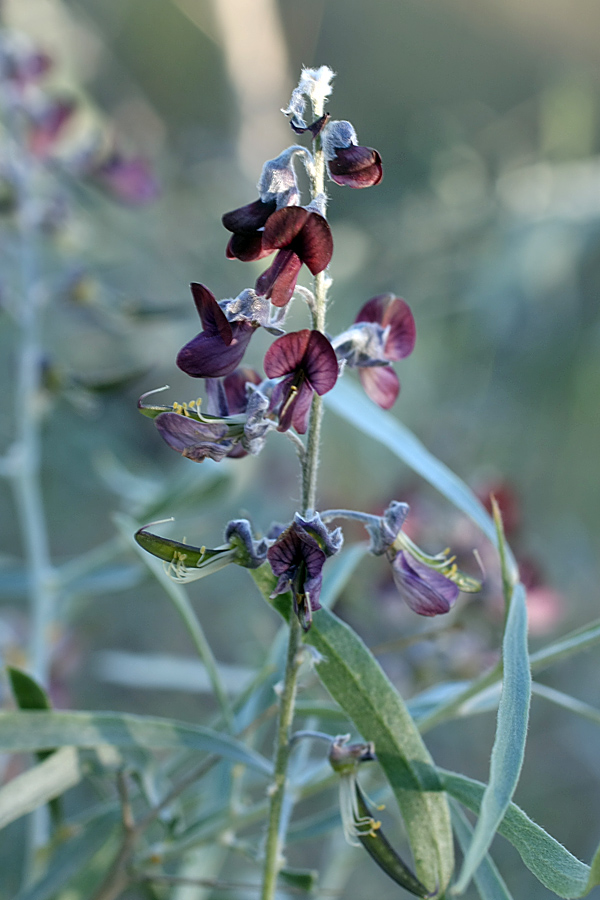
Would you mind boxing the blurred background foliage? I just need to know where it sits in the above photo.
[1,0,599,897]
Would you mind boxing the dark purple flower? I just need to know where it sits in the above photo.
[322,120,382,189]
[255,207,333,307]
[263,330,338,433]
[177,284,256,379]
[0,34,52,88]
[155,413,236,462]
[390,550,459,617]
[205,367,264,458]
[333,295,416,409]
[268,513,343,630]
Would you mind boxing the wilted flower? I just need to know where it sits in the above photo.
[328,735,431,897]
[332,294,416,409]
[263,329,338,433]
[282,66,335,134]
[177,284,273,379]
[268,512,343,630]
[135,518,268,582]
[322,119,382,189]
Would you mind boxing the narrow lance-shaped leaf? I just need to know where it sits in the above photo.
[0,711,272,775]
[442,768,600,899]
[450,801,514,900]
[250,565,454,897]
[452,505,530,894]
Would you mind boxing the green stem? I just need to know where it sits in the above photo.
[260,614,303,900]
[261,83,329,900]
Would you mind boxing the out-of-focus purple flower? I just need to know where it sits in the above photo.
[390,550,459,617]
[0,32,52,88]
[177,284,259,379]
[263,329,338,433]
[333,294,416,409]
[322,120,382,189]
[93,152,159,205]
[268,512,343,630]
[155,414,236,462]
[28,97,76,158]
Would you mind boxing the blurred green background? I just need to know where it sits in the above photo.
[1,0,600,897]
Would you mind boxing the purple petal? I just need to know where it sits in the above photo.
[256,249,302,307]
[155,413,232,462]
[294,213,333,275]
[264,330,311,379]
[262,207,309,251]
[304,332,339,395]
[288,381,314,434]
[223,367,262,414]
[222,198,276,234]
[328,146,383,188]
[359,365,399,409]
[356,295,416,360]
[226,232,270,262]
[190,284,232,343]
[177,321,254,378]
[204,378,229,417]
[391,551,458,616]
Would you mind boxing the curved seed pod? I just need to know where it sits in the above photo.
[355,784,434,898]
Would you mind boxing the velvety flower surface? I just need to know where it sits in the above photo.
[390,550,459,616]
[268,513,343,630]
[263,329,338,433]
[353,294,416,408]
[322,119,383,189]
[177,284,256,379]
[155,414,235,463]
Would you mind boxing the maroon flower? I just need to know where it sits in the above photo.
[177,284,256,379]
[333,295,416,409]
[268,513,343,630]
[225,204,333,308]
[263,330,338,433]
[28,97,76,158]
[322,120,382,189]
[255,207,333,307]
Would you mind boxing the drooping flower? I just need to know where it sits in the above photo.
[263,330,338,433]
[177,284,277,379]
[320,501,481,617]
[328,736,431,897]
[223,147,333,308]
[390,550,460,616]
[268,512,343,630]
[332,294,416,409]
[254,206,333,307]
[322,119,383,189]
[205,367,270,458]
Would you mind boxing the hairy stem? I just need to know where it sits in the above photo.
[261,83,329,900]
